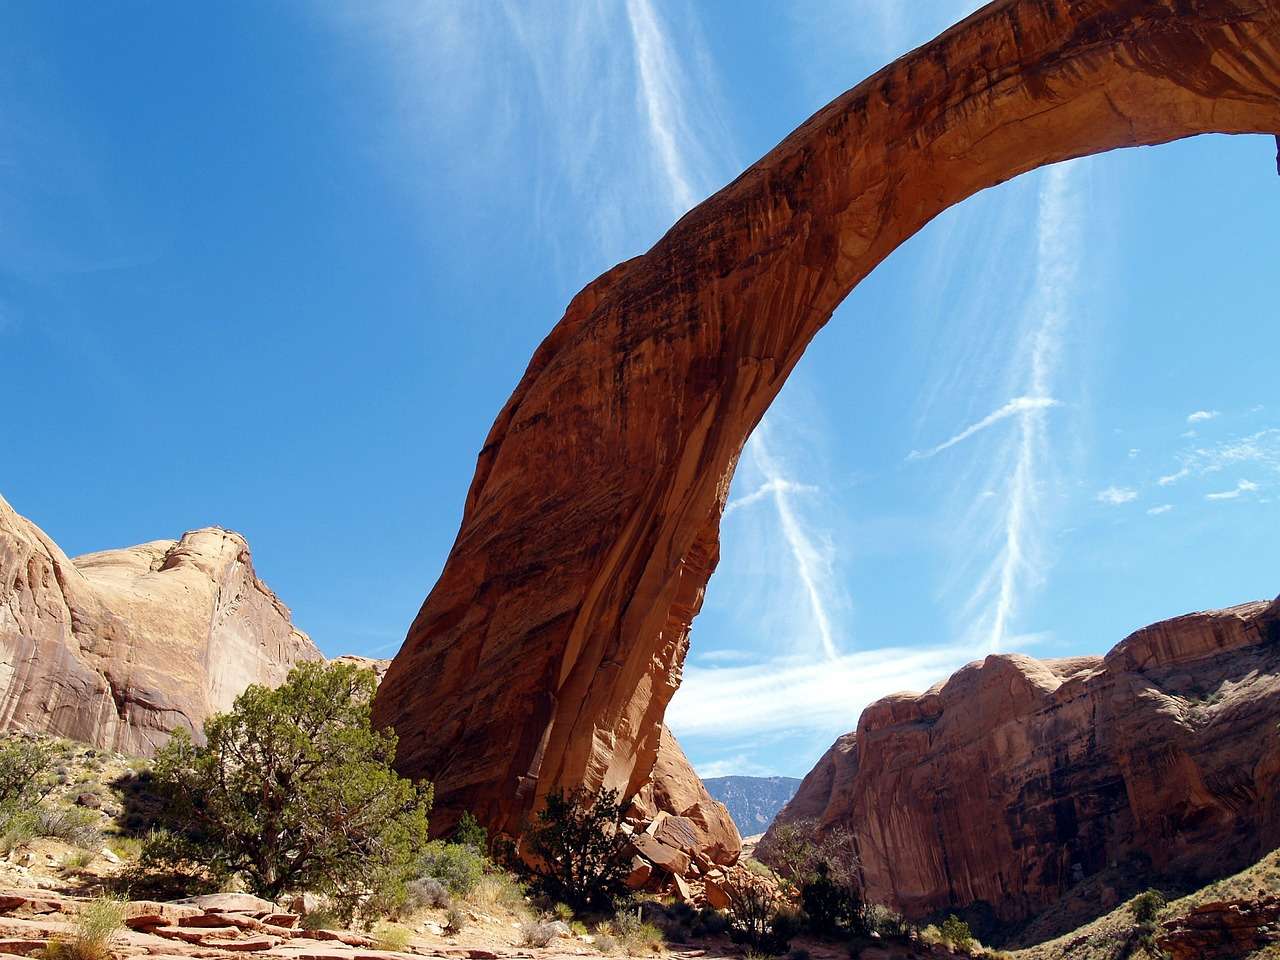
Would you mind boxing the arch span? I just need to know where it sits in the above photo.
[371,0,1280,836]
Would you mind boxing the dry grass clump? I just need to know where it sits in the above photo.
[519,921,561,948]
[467,873,530,918]
[371,921,412,953]
[43,896,126,960]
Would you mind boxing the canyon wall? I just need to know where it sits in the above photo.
[0,494,322,755]
[766,597,1280,923]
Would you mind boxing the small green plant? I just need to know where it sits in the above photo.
[372,922,412,952]
[570,920,589,937]
[61,849,94,871]
[1131,889,1166,925]
[526,787,631,913]
[452,811,488,852]
[106,836,144,860]
[444,905,468,934]
[552,902,575,922]
[43,896,126,960]
[299,908,344,932]
[939,915,974,950]
[0,737,56,828]
[419,840,487,896]
[37,806,102,848]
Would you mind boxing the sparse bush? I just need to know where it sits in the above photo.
[106,836,143,861]
[61,849,94,872]
[520,920,561,948]
[723,873,792,953]
[37,806,102,848]
[299,908,344,932]
[594,932,618,953]
[939,915,974,951]
[0,738,55,841]
[609,911,665,956]
[469,872,529,917]
[1131,889,1166,925]
[372,922,412,952]
[406,877,451,910]
[570,920,589,937]
[453,811,488,852]
[526,787,630,913]
[110,828,225,900]
[445,905,468,934]
[860,903,908,939]
[149,662,431,923]
[419,840,487,896]
[43,896,125,960]
[755,818,820,887]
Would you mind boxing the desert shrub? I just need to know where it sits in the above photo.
[723,873,793,953]
[469,872,529,916]
[755,818,820,886]
[37,806,102,848]
[406,877,451,910]
[860,903,908,939]
[452,811,488,852]
[299,908,344,932]
[445,905,468,933]
[594,932,619,953]
[0,738,55,826]
[110,828,225,900]
[571,920,589,937]
[61,849,94,871]
[149,661,431,922]
[939,915,974,950]
[44,896,125,960]
[419,840,487,896]
[526,787,630,913]
[609,911,665,956]
[0,809,38,855]
[1131,889,1166,925]
[372,922,412,952]
[520,920,561,948]
[802,861,864,935]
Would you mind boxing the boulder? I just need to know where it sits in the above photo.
[765,597,1280,923]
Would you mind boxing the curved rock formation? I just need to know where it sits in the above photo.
[0,494,322,755]
[764,597,1280,924]
[372,0,1280,840]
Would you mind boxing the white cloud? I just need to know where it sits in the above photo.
[1147,504,1174,516]
[743,426,841,660]
[1158,467,1190,486]
[667,645,975,738]
[907,396,1059,461]
[1097,486,1138,505]
[725,478,818,515]
[1187,410,1220,424]
[1206,479,1260,501]
[694,755,779,779]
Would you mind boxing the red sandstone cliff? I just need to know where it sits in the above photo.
[0,494,323,755]
[765,597,1280,924]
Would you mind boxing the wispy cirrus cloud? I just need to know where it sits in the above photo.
[1097,486,1138,505]
[1206,478,1261,501]
[908,396,1059,461]
[1187,410,1220,424]
[1147,504,1174,516]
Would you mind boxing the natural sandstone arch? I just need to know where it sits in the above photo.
[371,0,1280,837]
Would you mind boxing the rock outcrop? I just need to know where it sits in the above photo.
[0,494,322,755]
[372,0,1280,849]
[765,597,1280,924]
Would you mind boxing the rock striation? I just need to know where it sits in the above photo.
[0,494,322,755]
[765,597,1280,924]
[372,0,1280,851]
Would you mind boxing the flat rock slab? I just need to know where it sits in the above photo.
[175,895,281,915]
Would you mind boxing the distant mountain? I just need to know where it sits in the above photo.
[702,775,802,835]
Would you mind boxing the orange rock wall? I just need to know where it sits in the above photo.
[372,0,1280,839]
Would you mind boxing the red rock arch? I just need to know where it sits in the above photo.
[371,0,1280,836]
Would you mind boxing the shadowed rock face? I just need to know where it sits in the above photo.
[371,0,1280,839]
[0,494,322,755]
[766,597,1280,923]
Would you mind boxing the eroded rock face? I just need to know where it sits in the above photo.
[765,598,1280,923]
[0,494,322,755]
[372,0,1280,846]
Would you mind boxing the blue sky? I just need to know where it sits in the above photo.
[4,2,1278,779]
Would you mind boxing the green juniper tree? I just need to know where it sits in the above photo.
[149,661,431,920]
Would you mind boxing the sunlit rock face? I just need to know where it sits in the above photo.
[372,0,1280,856]
[766,597,1280,923]
[0,494,322,756]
